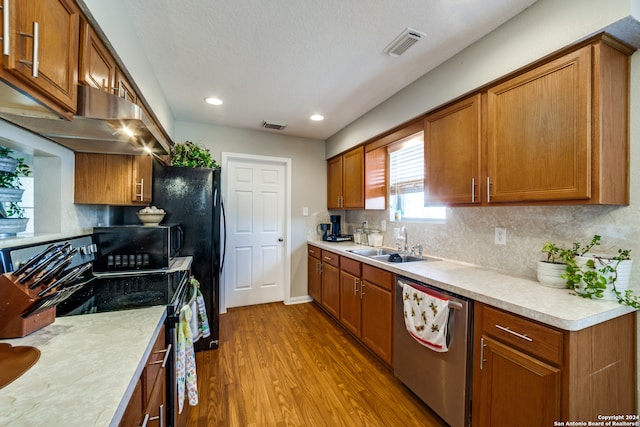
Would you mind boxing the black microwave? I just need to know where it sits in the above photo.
[92,224,183,272]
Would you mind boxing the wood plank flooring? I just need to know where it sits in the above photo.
[186,301,447,427]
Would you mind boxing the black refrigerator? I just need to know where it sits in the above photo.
[151,161,223,351]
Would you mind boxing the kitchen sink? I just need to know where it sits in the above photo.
[348,248,439,263]
[369,254,439,263]
[348,248,396,257]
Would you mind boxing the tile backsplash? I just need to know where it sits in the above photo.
[339,204,639,286]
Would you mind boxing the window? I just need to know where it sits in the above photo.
[388,132,446,221]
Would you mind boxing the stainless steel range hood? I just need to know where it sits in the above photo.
[0,83,171,156]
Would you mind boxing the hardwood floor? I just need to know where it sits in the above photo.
[185,301,447,427]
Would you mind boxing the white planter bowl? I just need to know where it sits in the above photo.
[537,261,568,288]
[572,255,633,300]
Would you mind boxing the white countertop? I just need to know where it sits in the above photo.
[309,240,636,331]
[0,306,166,427]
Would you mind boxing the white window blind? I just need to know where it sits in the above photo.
[388,132,424,195]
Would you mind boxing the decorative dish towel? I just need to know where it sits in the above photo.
[188,282,211,342]
[177,304,199,413]
[402,282,450,352]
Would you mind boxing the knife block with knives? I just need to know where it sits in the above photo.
[0,244,91,338]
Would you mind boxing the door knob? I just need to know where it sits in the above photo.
[278,237,284,242]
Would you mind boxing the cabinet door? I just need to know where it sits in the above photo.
[115,68,137,103]
[486,46,591,202]
[342,147,364,209]
[327,156,343,209]
[339,270,361,336]
[364,146,387,210]
[119,378,143,427]
[74,153,150,206]
[424,94,481,204]
[79,21,116,93]
[321,263,340,318]
[361,281,392,364]
[307,255,322,302]
[7,0,79,113]
[474,336,561,427]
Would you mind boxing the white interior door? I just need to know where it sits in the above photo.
[224,155,287,308]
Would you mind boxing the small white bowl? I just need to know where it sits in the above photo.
[136,212,165,226]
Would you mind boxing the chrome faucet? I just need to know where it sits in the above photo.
[401,226,408,254]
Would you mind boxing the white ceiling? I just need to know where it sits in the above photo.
[121,0,538,140]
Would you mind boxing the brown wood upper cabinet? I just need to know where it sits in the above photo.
[327,146,364,209]
[485,36,632,205]
[79,20,116,93]
[424,94,482,204]
[0,0,80,117]
[74,153,152,205]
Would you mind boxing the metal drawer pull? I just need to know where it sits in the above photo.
[148,344,172,368]
[495,324,533,342]
[323,256,332,261]
[471,178,475,203]
[480,337,487,370]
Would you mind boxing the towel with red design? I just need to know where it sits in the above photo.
[402,282,450,352]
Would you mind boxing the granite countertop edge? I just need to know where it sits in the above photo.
[308,240,636,331]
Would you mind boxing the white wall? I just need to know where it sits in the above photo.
[174,121,326,299]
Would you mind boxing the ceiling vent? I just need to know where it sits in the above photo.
[262,120,288,130]
[383,28,425,57]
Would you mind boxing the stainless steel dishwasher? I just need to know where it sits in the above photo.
[394,276,472,427]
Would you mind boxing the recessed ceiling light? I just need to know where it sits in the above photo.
[310,114,324,121]
[205,97,223,105]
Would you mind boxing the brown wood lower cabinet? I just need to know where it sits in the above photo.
[307,246,322,302]
[472,303,637,425]
[308,246,394,366]
[320,250,340,318]
[120,325,169,427]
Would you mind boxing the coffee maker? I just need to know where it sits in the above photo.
[330,215,341,236]
[323,215,353,242]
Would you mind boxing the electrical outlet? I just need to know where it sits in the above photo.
[302,207,309,216]
[380,220,386,231]
[495,227,507,245]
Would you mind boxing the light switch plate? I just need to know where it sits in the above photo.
[302,207,309,216]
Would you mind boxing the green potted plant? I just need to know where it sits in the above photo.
[537,237,598,288]
[0,146,31,236]
[170,141,219,169]
[563,242,636,307]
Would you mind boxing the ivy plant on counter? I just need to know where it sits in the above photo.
[171,141,219,169]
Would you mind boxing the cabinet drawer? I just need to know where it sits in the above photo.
[321,250,340,268]
[361,264,392,291]
[340,257,361,276]
[481,305,564,365]
[308,245,321,259]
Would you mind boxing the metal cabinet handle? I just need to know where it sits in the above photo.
[135,178,144,201]
[480,337,487,370]
[495,324,533,342]
[353,278,358,296]
[471,178,475,203]
[360,283,365,300]
[147,404,164,427]
[19,21,39,77]
[148,344,172,368]
[1,0,9,56]
[140,413,150,427]
[486,177,491,203]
